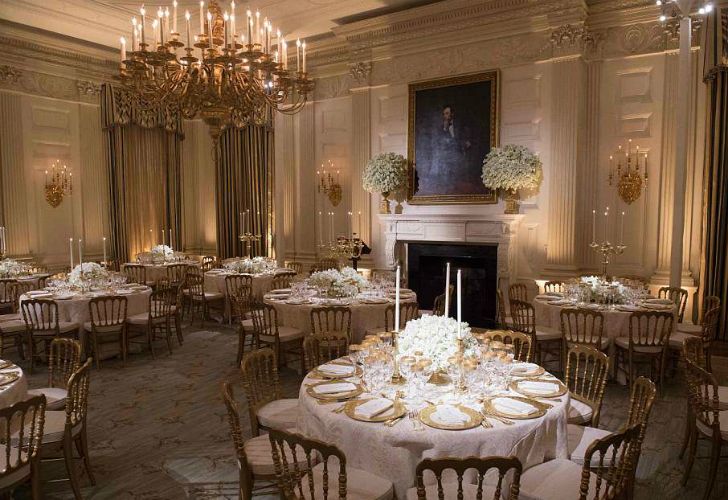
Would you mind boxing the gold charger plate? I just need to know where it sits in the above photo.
[510,364,545,378]
[419,404,482,431]
[509,378,567,398]
[483,396,548,420]
[0,372,20,386]
[0,360,13,370]
[312,362,362,380]
[306,380,362,402]
[344,398,406,423]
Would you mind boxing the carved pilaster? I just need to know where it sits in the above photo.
[350,86,372,246]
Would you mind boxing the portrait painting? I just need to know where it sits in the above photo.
[407,71,500,204]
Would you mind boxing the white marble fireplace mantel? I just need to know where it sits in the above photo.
[378,213,525,280]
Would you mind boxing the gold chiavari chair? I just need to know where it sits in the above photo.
[183,272,224,327]
[508,283,528,303]
[226,274,253,323]
[510,299,562,366]
[231,289,255,366]
[165,263,189,289]
[0,281,25,358]
[21,299,80,375]
[221,381,291,500]
[670,306,721,371]
[368,303,420,335]
[0,278,15,314]
[284,261,303,275]
[615,310,673,392]
[40,358,95,499]
[682,335,706,368]
[477,330,533,363]
[543,280,564,294]
[310,306,352,340]
[410,456,522,500]
[240,348,299,436]
[27,338,81,411]
[201,255,218,272]
[268,428,394,500]
[563,345,609,427]
[126,288,173,359]
[677,295,720,334]
[658,286,689,323]
[122,263,148,286]
[560,308,607,374]
[85,296,128,368]
[251,304,305,372]
[681,358,726,499]
[421,291,447,317]
[10,281,34,308]
[0,395,46,498]
[496,289,512,329]
[520,424,642,500]
[303,332,350,371]
[271,273,295,292]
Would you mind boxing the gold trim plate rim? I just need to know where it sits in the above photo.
[0,360,14,370]
[510,364,545,378]
[306,380,363,402]
[483,396,548,420]
[312,361,362,380]
[344,398,406,423]
[419,404,483,431]
[0,372,20,386]
[509,378,567,399]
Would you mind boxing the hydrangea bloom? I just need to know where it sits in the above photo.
[397,315,479,371]
[481,144,543,192]
[362,152,408,194]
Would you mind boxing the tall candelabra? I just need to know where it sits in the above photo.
[589,240,626,278]
[239,232,261,258]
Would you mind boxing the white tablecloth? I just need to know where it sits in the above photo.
[204,268,292,299]
[126,261,200,282]
[0,362,27,410]
[20,288,152,325]
[297,368,569,498]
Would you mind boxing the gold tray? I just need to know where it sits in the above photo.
[306,381,363,402]
[0,372,20,386]
[344,398,406,423]
[509,378,567,399]
[419,404,482,431]
[510,364,545,378]
[483,396,548,420]
[312,362,362,380]
[0,360,13,370]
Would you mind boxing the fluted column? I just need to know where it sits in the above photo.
[350,88,372,246]
[545,56,586,274]
[579,60,601,269]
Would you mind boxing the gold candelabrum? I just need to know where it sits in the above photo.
[118,0,313,129]
[317,161,342,207]
[589,240,626,279]
[239,232,261,258]
[44,159,73,208]
[390,330,405,385]
[323,235,365,267]
[608,139,648,205]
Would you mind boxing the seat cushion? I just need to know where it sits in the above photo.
[126,312,151,325]
[566,338,611,351]
[567,398,594,425]
[302,461,394,500]
[243,429,311,477]
[240,318,254,329]
[519,458,600,500]
[59,322,80,334]
[406,482,498,500]
[0,450,31,491]
[567,423,613,465]
[669,330,702,350]
[535,326,562,341]
[42,410,69,443]
[677,322,703,334]
[256,398,299,430]
[0,319,25,333]
[27,387,67,411]
[696,407,728,440]
[260,326,304,343]
[0,313,20,322]
[614,337,664,354]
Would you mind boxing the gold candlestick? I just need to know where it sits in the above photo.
[390,330,405,385]
[238,232,262,258]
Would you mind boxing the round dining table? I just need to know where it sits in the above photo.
[297,360,569,498]
[264,290,418,343]
[0,360,27,410]
[204,268,294,299]
[129,260,200,282]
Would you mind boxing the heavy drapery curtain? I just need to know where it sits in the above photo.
[101,84,184,263]
[700,6,728,339]
[215,125,275,259]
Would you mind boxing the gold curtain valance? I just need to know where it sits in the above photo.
[703,6,728,81]
[101,84,184,137]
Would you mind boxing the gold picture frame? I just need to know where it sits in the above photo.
[407,70,500,204]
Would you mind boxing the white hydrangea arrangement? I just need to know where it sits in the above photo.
[151,244,174,262]
[308,267,369,298]
[68,262,109,288]
[0,259,31,278]
[224,256,276,275]
[397,315,479,372]
[579,275,628,304]
[362,152,408,194]
[481,144,543,193]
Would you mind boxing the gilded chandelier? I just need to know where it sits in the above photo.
[608,140,648,205]
[317,160,342,207]
[44,159,73,208]
[118,0,313,129]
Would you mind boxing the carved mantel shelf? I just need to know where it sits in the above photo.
[378,213,525,279]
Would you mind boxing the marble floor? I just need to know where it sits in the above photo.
[12,324,728,499]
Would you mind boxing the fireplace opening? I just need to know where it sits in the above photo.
[407,243,498,328]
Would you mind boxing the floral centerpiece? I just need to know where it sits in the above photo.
[68,262,110,289]
[308,267,369,298]
[151,244,174,263]
[0,259,31,278]
[579,275,628,304]
[224,256,277,275]
[481,144,543,214]
[362,152,408,214]
[396,315,479,372]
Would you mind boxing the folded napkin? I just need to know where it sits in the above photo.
[318,363,355,376]
[535,294,558,301]
[511,363,539,375]
[519,381,559,395]
[492,398,535,416]
[545,292,563,297]
[313,382,357,395]
[431,405,469,425]
[356,399,393,419]
[27,290,50,296]
[116,289,133,295]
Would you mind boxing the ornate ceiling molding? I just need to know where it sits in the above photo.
[0,66,22,85]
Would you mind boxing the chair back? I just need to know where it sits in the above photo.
[658,286,688,322]
[383,302,420,331]
[628,311,673,348]
[560,308,604,347]
[284,261,303,275]
[627,376,657,451]
[544,281,564,294]
[221,382,255,494]
[226,274,253,299]
[229,283,253,321]
[510,299,536,335]
[581,423,642,500]
[10,282,34,312]
[684,358,722,436]
[508,283,528,302]
[431,293,446,316]
[414,456,522,500]
[703,295,721,316]
[166,263,189,287]
[250,303,280,339]
[48,338,82,389]
[269,428,346,499]
[701,306,720,343]
[201,256,217,272]
[272,273,295,291]
[123,263,147,285]
[564,345,609,426]
[310,306,352,339]
[21,299,60,332]
[478,330,533,363]
[0,279,15,309]
[0,395,46,484]
[186,273,205,300]
[65,358,92,429]
[304,332,350,370]
[89,296,128,333]
[682,336,705,368]
[240,348,280,433]
[149,288,172,319]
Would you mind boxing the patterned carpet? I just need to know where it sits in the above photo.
[8,325,728,499]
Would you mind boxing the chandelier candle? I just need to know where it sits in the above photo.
[120,37,126,63]
[199,2,204,33]
[140,7,146,45]
[457,269,462,338]
[69,238,74,269]
[103,237,107,264]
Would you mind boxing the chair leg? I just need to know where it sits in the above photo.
[121,327,127,365]
[30,460,42,500]
[682,423,698,486]
[76,427,95,485]
[237,326,245,367]
[147,325,156,360]
[704,438,721,500]
[164,320,173,355]
[174,313,183,345]
[679,402,692,458]
[62,433,83,500]
[92,332,101,369]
